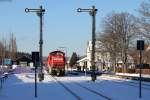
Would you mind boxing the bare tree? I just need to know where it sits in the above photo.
[9,33,17,60]
[138,1,150,41]
[0,41,4,64]
[99,12,137,72]
[0,33,17,64]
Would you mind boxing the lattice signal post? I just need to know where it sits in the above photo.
[77,6,98,82]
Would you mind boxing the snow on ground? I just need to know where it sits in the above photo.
[100,75,150,85]
[56,75,150,100]
[0,73,77,100]
[0,70,150,100]
[116,73,150,78]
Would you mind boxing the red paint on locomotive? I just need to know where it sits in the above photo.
[47,51,65,76]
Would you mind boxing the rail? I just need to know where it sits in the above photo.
[51,75,112,100]
[73,81,112,100]
[50,75,82,100]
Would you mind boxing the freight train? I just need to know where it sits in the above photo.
[47,51,65,76]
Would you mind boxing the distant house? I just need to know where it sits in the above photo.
[77,56,87,71]
[84,40,136,71]
[144,45,150,64]
[130,44,150,66]
[86,41,111,71]
[13,55,32,66]
[77,40,150,72]
[115,55,135,69]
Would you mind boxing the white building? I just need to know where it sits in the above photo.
[78,41,110,70]
[77,41,111,71]
[77,40,135,71]
[86,41,111,70]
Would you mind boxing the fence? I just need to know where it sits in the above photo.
[0,73,8,88]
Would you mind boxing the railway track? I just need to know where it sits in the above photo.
[99,76,150,91]
[73,81,112,100]
[51,75,112,100]
[50,75,82,100]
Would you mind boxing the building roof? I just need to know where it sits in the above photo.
[14,55,32,62]
[77,56,87,63]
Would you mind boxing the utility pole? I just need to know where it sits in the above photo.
[77,6,98,82]
[25,6,45,81]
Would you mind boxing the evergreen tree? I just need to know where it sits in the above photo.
[69,52,78,68]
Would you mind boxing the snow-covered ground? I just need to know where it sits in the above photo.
[0,71,150,100]
[116,73,150,78]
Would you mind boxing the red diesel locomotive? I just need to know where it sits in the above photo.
[47,51,65,76]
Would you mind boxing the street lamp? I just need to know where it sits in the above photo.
[77,6,98,82]
[25,6,45,81]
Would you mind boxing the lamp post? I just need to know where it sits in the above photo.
[77,6,98,82]
[25,6,45,81]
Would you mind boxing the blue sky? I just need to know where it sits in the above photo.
[0,0,146,57]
